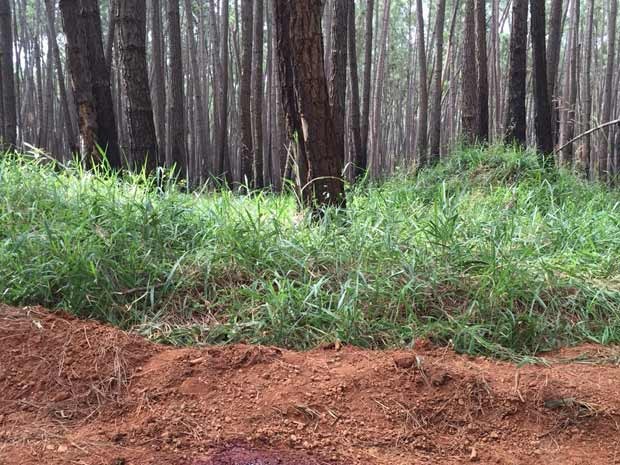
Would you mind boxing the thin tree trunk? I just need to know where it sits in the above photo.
[0,0,16,148]
[530,0,554,159]
[475,0,488,142]
[251,0,264,188]
[347,0,363,179]
[415,0,428,162]
[167,0,186,179]
[461,0,478,144]
[429,0,446,164]
[360,0,374,174]
[239,0,253,185]
[504,0,528,147]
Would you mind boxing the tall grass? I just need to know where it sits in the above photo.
[2,145,620,358]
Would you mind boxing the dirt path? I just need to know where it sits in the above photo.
[1,304,619,465]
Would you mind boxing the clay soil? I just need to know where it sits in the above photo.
[1,305,620,465]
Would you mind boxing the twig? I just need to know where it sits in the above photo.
[554,118,620,154]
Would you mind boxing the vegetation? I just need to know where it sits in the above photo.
[2,146,620,360]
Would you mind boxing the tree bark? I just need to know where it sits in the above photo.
[328,0,347,171]
[461,0,478,144]
[116,0,158,170]
[475,0,488,142]
[239,0,253,185]
[150,0,166,164]
[251,0,265,188]
[360,0,374,174]
[60,0,120,168]
[602,0,617,177]
[0,0,17,148]
[429,0,446,164]
[347,0,363,179]
[415,0,428,162]
[530,0,554,158]
[167,0,186,179]
[546,0,563,144]
[504,0,528,147]
[273,0,345,210]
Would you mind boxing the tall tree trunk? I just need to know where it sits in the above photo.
[251,0,265,188]
[583,0,595,177]
[347,0,363,179]
[239,0,253,185]
[184,0,207,180]
[429,0,446,164]
[83,0,121,167]
[475,0,488,142]
[43,0,78,154]
[530,0,554,159]
[415,0,428,162]
[150,0,166,164]
[216,0,230,181]
[273,0,345,210]
[360,0,374,174]
[370,0,391,176]
[328,0,347,171]
[602,0,617,177]
[116,0,158,170]
[0,0,16,148]
[560,0,579,166]
[461,0,478,144]
[504,0,528,147]
[60,0,120,168]
[546,0,563,144]
[167,0,186,179]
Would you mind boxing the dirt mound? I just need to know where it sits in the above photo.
[1,304,620,465]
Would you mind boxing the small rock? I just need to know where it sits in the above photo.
[394,354,418,369]
[57,445,68,453]
[470,447,479,462]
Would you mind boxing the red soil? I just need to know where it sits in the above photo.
[1,304,620,465]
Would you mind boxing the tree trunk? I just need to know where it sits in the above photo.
[273,0,345,210]
[116,0,158,170]
[360,0,374,174]
[602,0,617,177]
[560,0,579,166]
[83,0,121,167]
[60,0,120,168]
[546,0,563,144]
[504,0,528,147]
[429,0,446,164]
[43,0,78,154]
[239,0,253,185]
[475,0,488,142]
[370,0,390,176]
[184,0,208,180]
[461,0,478,144]
[347,0,363,179]
[167,0,186,179]
[150,0,166,164]
[415,0,428,162]
[216,0,230,181]
[251,0,265,188]
[328,0,347,171]
[530,0,554,158]
[583,0,594,177]
[0,0,16,148]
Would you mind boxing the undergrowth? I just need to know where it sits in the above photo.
[1,145,620,360]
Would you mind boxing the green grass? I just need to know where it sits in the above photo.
[1,145,620,360]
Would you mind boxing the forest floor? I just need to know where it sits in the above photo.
[2,304,620,465]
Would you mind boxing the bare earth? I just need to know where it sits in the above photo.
[1,304,619,465]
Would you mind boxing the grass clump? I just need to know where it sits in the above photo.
[1,145,620,359]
